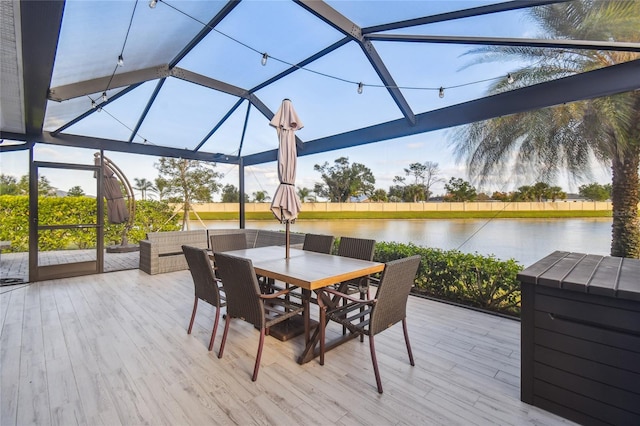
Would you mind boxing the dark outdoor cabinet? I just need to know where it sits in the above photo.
[518,251,640,426]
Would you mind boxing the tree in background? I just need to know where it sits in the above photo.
[16,175,29,194]
[546,186,567,202]
[155,157,221,230]
[387,183,405,202]
[369,188,388,202]
[2,173,64,196]
[444,177,477,202]
[66,186,85,197]
[402,162,428,202]
[134,177,156,200]
[297,187,315,202]
[221,184,240,203]
[0,174,18,195]
[252,191,270,203]
[531,182,551,202]
[491,191,510,202]
[579,182,612,201]
[512,185,535,202]
[453,1,640,258]
[17,175,56,196]
[404,161,444,201]
[154,177,170,201]
[313,157,375,202]
[390,161,444,202]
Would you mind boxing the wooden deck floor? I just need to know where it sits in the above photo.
[1,268,575,425]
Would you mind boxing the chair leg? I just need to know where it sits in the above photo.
[369,334,383,394]
[187,298,198,334]
[402,318,415,366]
[359,288,366,343]
[252,328,266,381]
[218,315,231,359]
[208,308,220,351]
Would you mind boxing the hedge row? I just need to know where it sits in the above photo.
[373,241,523,316]
[0,195,180,251]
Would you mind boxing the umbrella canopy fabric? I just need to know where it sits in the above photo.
[95,156,129,224]
[270,99,303,223]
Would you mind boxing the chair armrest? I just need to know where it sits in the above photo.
[318,287,377,306]
[259,286,300,299]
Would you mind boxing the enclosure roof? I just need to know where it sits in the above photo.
[2,0,640,166]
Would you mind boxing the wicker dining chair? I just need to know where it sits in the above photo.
[214,252,305,381]
[317,254,421,393]
[182,245,226,351]
[336,236,376,297]
[302,233,335,254]
[209,232,275,291]
[209,232,247,253]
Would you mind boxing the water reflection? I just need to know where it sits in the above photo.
[195,218,612,267]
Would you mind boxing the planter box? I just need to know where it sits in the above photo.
[518,251,640,425]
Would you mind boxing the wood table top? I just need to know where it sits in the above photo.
[220,246,384,291]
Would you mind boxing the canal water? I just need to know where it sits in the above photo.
[194,217,613,267]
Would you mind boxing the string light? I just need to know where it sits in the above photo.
[99,1,137,109]
[151,1,520,99]
[82,1,526,156]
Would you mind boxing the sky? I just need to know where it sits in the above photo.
[0,0,613,200]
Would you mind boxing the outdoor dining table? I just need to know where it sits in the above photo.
[218,245,385,364]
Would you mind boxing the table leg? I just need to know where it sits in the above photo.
[303,288,310,344]
[296,288,358,364]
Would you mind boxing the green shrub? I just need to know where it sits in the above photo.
[0,195,29,251]
[0,195,180,251]
[374,241,523,316]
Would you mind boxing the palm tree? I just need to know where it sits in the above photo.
[297,186,316,202]
[547,186,566,202]
[154,177,170,201]
[134,177,156,201]
[453,0,640,258]
[252,191,270,203]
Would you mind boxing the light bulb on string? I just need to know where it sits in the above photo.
[101,92,108,102]
[140,1,536,102]
[91,99,96,109]
[117,55,124,67]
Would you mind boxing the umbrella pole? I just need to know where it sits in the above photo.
[285,221,290,259]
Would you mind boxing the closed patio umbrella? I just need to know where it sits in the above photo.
[269,99,303,258]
